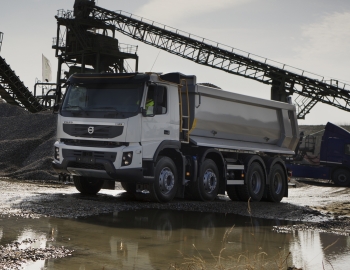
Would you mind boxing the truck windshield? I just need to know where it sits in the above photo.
[61,83,144,118]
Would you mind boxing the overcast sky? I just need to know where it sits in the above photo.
[1,0,350,125]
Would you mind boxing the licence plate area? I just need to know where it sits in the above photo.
[77,151,95,164]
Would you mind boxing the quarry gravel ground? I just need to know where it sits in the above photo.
[0,177,349,236]
[1,101,350,268]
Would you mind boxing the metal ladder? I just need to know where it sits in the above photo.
[178,79,190,143]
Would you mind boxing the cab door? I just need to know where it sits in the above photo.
[141,84,179,159]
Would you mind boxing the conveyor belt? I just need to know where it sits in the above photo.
[0,56,43,112]
[59,1,350,119]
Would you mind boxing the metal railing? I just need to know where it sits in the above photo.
[118,43,138,54]
[110,10,350,92]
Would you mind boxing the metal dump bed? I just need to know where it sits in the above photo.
[188,84,299,154]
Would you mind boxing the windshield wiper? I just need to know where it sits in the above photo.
[92,106,120,115]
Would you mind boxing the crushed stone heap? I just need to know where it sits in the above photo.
[0,103,58,180]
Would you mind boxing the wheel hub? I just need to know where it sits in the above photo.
[273,173,282,194]
[338,174,347,183]
[203,169,217,193]
[251,172,262,194]
[158,167,175,194]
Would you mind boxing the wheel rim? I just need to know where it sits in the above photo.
[337,173,347,183]
[251,171,262,194]
[158,167,175,195]
[203,169,217,193]
[272,172,283,194]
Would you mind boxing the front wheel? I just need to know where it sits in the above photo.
[266,164,286,202]
[332,169,350,187]
[73,176,104,195]
[149,156,178,202]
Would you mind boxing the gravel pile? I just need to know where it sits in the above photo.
[0,239,73,270]
[0,103,58,180]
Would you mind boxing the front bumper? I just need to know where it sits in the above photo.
[52,159,146,182]
[52,142,153,183]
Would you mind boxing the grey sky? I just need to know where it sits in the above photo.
[1,0,350,125]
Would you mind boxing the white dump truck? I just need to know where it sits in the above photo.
[52,72,299,202]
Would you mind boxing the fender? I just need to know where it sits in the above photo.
[152,140,181,163]
[142,140,181,178]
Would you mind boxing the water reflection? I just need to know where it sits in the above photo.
[0,210,349,269]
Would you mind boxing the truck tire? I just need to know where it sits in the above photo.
[193,159,220,201]
[238,162,265,202]
[266,164,286,203]
[149,156,178,202]
[332,169,350,187]
[73,176,104,195]
[121,182,136,194]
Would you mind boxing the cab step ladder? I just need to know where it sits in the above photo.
[179,79,190,143]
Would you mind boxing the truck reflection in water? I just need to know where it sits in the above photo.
[0,210,349,269]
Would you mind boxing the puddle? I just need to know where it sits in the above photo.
[0,210,349,269]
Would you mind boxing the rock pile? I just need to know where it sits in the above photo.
[0,103,58,180]
[0,239,73,269]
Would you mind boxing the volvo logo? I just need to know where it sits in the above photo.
[88,126,94,134]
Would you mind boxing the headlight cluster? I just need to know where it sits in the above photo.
[122,152,133,166]
[54,147,60,161]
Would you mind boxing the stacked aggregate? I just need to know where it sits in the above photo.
[0,103,58,180]
[0,239,73,270]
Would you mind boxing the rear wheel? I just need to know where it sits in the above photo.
[238,162,265,202]
[266,164,286,202]
[192,159,220,201]
[149,156,178,202]
[73,176,104,195]
[332,169,350,187]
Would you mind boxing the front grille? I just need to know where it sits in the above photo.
[63,124,124,138]
[61,139,127,148]
[67,162,105,171]
[62,149,117,162]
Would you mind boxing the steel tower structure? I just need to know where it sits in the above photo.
[52,0,139,101]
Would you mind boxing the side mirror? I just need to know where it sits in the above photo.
[53,104,60,114]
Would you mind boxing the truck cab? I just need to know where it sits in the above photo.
[319,122,350,185]
[320,123,350,164]
[53,73,182,201]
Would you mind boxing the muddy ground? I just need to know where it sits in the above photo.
[0,177,349,235]
[0,177,349,269]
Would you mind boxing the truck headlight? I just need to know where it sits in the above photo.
[122,152,133,166]
[54,147,60,161]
